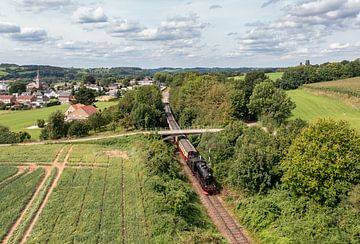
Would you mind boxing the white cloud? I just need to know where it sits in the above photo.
[329,43,350,49]
[13,0,74,12]
[0,22,21,33]
[10,28,48,42]
[134,13,207,42]
[107,19,144,37]
[209,5,222,10]
[73,7,108,24]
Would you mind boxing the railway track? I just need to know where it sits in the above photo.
[162,89,250,243]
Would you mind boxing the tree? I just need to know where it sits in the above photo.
[281,119,360,205]
[42,111,67,140]
[9,81,27,94]
[37,119,46,128]
[229,126,281,194]
[68,120,90,137]
[87,112,110,132]
[83,75,96,84]
[248,81,295,125]
[75,86,96,105]
[0,126,18,144]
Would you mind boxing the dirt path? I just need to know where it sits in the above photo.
[19,146,72,244]
[2,167,51,244]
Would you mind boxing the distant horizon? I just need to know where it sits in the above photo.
[1,1,360,67]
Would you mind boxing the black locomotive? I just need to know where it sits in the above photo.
[164,103,216,194]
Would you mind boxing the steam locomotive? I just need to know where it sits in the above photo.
[164,103,217,194]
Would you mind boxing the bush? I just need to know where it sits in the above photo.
[37,119,46,128]
[68,120,90,137]
[281,119,360,205]
[17,131,31,142]
[0,126,18,144]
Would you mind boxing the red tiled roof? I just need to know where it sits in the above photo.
[71,103,86,109]
[17,95,35,100]
[0,95,15,99]
[80,105,99,116]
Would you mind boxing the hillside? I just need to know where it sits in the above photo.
[303,76,360,98]
[287,89,360,130]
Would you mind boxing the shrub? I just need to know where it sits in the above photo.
[68,120,90,137]
[37,119,46,128]
[281,119,360,205]
[17,131,31,142]
[0,126,18,144]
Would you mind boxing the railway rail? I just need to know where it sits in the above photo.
[162,89,250,244]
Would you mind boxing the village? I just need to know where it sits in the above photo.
[0,69,155,110]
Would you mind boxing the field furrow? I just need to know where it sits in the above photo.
[0,169,45,241]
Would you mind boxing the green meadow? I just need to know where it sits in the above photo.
[231,72,283,82]
[0,101,117,140]
[288,89,360,131]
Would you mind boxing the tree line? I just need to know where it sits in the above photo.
[275,58,360,90]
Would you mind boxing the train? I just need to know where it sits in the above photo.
[164,103,217,194]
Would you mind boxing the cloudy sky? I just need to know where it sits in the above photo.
[0,0,360,68]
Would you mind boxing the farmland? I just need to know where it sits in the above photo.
[288,89,360,130]
[0,135,221,243]
[303,76,360,98]
[0,101,117,140]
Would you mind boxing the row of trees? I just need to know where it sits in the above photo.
[40,110,111,140]
[275,58,360,89]
[169,71,295,128]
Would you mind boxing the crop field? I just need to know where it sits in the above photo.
[0,168,45,241]
[288,89,360,130]
[303,76,360,98]
[0,136,220,243]
[0,101,117,140]
[0,144,63,162]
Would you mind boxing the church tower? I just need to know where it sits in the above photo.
[35,67,41,89]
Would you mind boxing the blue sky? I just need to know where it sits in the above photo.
[0,0,359,68]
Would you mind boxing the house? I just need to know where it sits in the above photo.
[0,95,16,104]
[138,77,154,86]
[17,95,36,104]
[65,104,99,121]
[0,82,9,91]
[58,91,73,104]
[34,91,49,105]
[44,90,58,98]
[86,84,103,92]
[65,103,85,116]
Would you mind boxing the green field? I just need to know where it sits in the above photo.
[0,101,117,140]
[0,136,221,243]
[288,89,360,130]
[231,72,283,82]
[0,71,8,77]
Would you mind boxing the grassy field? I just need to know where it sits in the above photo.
[0,101,117,140]
[231,72,283,82]
[0,71,8,78]
[288,89,360,130]
[0,136,221,243]
[303,77,360,98]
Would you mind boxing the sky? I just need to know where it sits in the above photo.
[0,0,360,68]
